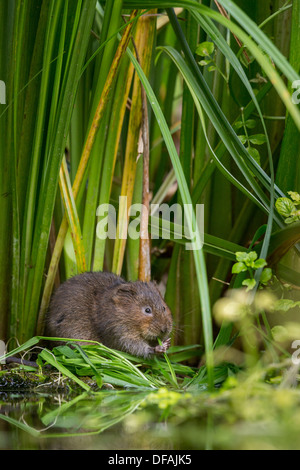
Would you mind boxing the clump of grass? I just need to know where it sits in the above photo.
[1,336,204,392]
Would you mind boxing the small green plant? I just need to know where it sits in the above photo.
[275,191,300,224]
[195,41,228,82]
[234,108,267,166]
[232,251,272,291]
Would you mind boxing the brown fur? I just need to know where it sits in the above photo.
[44,271,173,358]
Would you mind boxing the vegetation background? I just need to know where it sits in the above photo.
[1,0,300,388]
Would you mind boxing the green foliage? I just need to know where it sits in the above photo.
[232,251,272,291]
[273,298,300,312]
[1,1,300,392]
[1,336,202,390]
[196,40,227,82]
[276,191,300,224]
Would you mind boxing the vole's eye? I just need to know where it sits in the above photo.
[144,307,152,315]
[163,306,166,312]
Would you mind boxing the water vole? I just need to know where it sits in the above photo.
[44,271,173,358]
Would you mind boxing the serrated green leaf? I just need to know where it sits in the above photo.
[288,191,300,204]
[275,197,296,218]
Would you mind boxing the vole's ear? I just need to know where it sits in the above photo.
[111,282,138,303]
[149,280,163,296]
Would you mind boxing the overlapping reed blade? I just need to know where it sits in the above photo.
[37,9,138,334]
[82,0,124,270]
[93,39,136,271]
[126,48,214,389]
[276,0,300,194]
[1,1,96,344]
[58,156,86,274]
[21,0,98,343]
[165,10,202,352]
[0,0,12,340]
[112,11,156,276]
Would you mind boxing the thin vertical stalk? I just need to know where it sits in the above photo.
[127,46,214,389]
[138,69,151,282]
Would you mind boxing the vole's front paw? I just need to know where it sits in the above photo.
[154,337,171,354]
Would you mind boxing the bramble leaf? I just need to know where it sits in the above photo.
[275,197,295,218]
[288,191,300,204]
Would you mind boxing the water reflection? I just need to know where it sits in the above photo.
[0,390,153,449]
[3,384,300,450]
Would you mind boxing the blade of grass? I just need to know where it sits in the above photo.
[275,0,300,195]
[158,338,179,388]
[58,156,86,272]
[39,348,91,392]
[159,45,269,216]
[166,7,276,286]
[126,47,214,390]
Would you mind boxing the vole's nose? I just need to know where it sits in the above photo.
[160,326,170,336]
